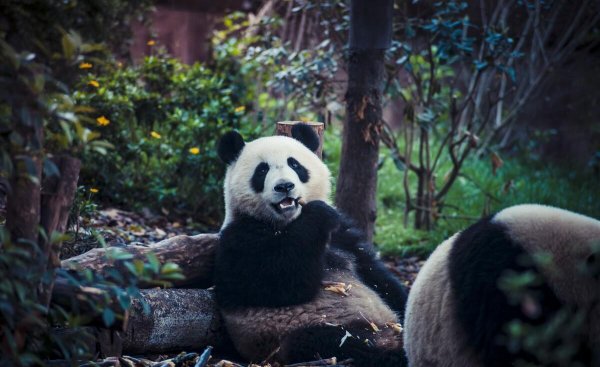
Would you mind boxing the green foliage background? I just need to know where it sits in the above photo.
[74,51,263,226]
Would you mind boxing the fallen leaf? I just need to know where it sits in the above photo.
[369,322,380,332]
[324,282,351,296]
[339,330,352,347]
[491,151,504,175]
[128,224,146,236]
[386,322,404,334]
[154,227,167,238]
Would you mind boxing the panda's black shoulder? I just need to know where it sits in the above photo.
[448,215,562,366]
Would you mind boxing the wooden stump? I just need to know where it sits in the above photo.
[276,121,324,159]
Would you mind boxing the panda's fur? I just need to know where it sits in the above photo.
[404,204,600,367]
[214,124,408,366]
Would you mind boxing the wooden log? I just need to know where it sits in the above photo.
[50,288,228,356]
[56,234,228,355]
[276,121,324,159]
[121,288,227,354]
[61,233,219,288]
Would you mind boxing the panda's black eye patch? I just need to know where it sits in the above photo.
[288,157,309,183]
[251,162,270,193]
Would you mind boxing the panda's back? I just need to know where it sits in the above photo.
[405,205,600,367]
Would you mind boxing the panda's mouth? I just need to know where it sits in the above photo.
[273,197,299,213]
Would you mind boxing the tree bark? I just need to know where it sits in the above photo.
[51,281,229,355]
[335,50,386,243]
[40,155,81,306]
[335,0,392,243]
[61,233,220,288]
[122,288,226,354]
[6,106,45,305]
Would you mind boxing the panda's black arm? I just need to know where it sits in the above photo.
[331,215,409,320]
[214,205,338,309]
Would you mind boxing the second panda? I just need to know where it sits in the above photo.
[404,204,600,366]
[213,124,409,366]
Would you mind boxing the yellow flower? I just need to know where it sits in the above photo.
[88,80,100,88]
[189,147,200,155]
[96,116,110,126]
[300,116,311,122]
[147,40,156,46]
[151,131,161,139]
[90,188,99,193]
[234,106,246,113]
[79,62,93,69]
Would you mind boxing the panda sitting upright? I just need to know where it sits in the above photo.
[214,124,408,366]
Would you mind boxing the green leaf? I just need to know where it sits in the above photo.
[133,259,145,275]
[160,262,181,275]
[50,231,71,245]
[43,158,60,178]
[61,33,76,60]
[106,248,133,261]
[102,308,115,327]
[117,293,131,310]
[59,120,73,145]
[146,252,160,274]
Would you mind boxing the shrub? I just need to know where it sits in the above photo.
[74,52,263,226]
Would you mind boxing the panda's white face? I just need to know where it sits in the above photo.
[221,135,331,228]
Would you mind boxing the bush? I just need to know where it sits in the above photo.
[74,52,263,226]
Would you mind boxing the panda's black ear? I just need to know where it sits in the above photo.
[218,131,245,165]
[291,123,320,152]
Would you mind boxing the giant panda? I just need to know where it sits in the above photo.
[213,124,409,366]
[404,204,600,367]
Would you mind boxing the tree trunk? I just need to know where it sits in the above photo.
[6,106,45,303]
[335,0,392,242]
[335,49,385,242]
[40,155,81,306]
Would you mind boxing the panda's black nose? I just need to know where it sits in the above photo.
[274,182,295,193]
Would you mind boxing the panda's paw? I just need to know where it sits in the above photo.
[302,200,340,231]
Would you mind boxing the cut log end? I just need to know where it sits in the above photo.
[276,121,325,159]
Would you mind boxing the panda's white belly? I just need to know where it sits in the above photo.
[221,269,399,362]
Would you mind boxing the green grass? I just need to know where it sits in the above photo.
[323,127,600,258]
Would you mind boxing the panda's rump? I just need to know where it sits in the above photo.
[222,269,400,362]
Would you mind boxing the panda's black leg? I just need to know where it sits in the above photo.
[279,324,407,367]
[331,216,408,319]
[353,253,408,320]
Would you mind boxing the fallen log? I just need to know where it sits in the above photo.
[55,234,227,355]
[51,282,229,355]
[61,233,220,288]
[122,288,226,354]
